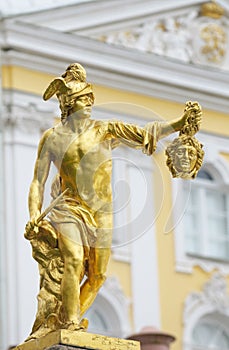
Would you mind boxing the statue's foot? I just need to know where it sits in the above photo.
[63,321,81,331]
[63,318,88,331]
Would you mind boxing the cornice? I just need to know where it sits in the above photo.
[1,20,229,114]
[13,0,229,36]
[16,0,204,32]
[0,0,94,17]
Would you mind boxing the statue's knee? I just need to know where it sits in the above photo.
[65,255,83,273]
[92,274,106,290]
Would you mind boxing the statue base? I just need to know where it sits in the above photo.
[14,330,140,350]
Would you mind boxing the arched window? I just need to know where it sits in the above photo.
[84,277,131,338]
[192,316,229,350]
[183,168,229,261]
[85,296,120,337]
[183,273,229,350]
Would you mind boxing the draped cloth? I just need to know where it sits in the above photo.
[48,119,162,250]
[49,196,98,253]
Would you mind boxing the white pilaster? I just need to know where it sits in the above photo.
[129,159,161,331]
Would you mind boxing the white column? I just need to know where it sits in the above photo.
[3,125,41,346]
[1,90,57,348]
[0,49,7,350]
[129,161,161,331]
[0,128,7,350]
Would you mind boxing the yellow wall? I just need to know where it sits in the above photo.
[2,65,54,95]
[107,259,134,329]
[2,65,229,137]
[221,152,229,163]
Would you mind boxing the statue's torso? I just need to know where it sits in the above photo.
[48,120,113,210]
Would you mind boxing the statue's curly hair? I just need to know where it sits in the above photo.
[165,135,204,179]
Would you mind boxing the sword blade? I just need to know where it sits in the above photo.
[36,188,69,223]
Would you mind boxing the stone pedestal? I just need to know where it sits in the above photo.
[126,327,176,350]
[13,330,140,350]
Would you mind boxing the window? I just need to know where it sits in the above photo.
[84,277,131,338]
[192,317,229,350]
[85,304,111,336]
[183,168,229,261]
[183,274,229,350]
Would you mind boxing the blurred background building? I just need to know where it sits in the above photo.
[0,1,229,349]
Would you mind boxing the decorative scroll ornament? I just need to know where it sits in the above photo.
[201,1,225,19]
[165,101,204,179]
[200,23,227,63]
[97,2,228,68]
[184,272,229,320]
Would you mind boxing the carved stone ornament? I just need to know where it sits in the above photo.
[184,272,229,322]
[3,103,55,133]
[97,2,229,68]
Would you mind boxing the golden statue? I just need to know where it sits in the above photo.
[24,63,203,341]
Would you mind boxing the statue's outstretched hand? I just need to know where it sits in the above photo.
[180,101,202,136]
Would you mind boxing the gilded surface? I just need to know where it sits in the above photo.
[24,63,203,341]
[166,101,204,179]
[200,23,226,63]
[15,330,140,350]
[201,2,224,19]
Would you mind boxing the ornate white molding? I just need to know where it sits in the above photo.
[102,276,130,313]
[86,276,131,337]
[96,12,197,63]
[2,89,57,134]
[184,272,229,321]
[183,272,229,349]
[15,0,205,33]
[0,0,94,17]
[0,17,229,114]
[97,3,229,69]
[3,104,54,134]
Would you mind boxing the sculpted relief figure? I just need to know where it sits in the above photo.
[24,63,203,340]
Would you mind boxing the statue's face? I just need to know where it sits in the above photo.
[72,94,93,119]
[174,144,197,173]
[58,93,93,119]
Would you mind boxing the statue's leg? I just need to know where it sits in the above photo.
[57,222,84,326]
[80,246,111,317]
[80,207,112,317]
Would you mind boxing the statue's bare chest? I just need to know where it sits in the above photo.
[50,125,111,170]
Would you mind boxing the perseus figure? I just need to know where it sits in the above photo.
[25,63,202,340]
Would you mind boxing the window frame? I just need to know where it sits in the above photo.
[183,172,229,261]
[183,273,229,350]
[192,317,229,350]
[172,133,229,274]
